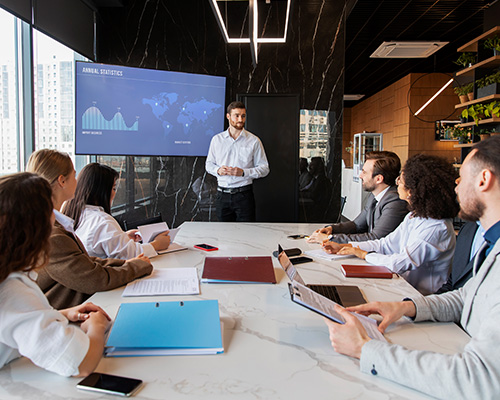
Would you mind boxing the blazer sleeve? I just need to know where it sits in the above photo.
[44,227,153,294]
[359,287,500,399]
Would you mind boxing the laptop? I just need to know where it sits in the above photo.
[277,244,366,307]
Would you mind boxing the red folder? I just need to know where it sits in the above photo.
[202,256,276,284]
[341,264,393,279]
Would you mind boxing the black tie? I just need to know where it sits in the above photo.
[474,242,490,272]
[369,199,378,231]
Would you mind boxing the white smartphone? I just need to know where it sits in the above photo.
[77,373,143,397]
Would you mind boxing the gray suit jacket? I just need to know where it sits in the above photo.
[329,186,408,243]
[359,237,500,399]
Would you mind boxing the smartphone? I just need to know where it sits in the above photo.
[194,243,218,251]
[287,234,308,239]
[77,373,143,397]
[290,256,313,265]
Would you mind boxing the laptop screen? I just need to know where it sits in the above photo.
[277,244,306,285]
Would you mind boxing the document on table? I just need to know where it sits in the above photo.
[122,268,199,297]
[289,281,386,342]
[304,248,353,261]
[137,222,169,243]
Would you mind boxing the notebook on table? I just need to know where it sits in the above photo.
[277,244,366,307]
[105,300,223,357]
[202,256,276,284]
[341,264,393,279]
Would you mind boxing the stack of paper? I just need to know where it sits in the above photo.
[122,268,199,297]
[105,300,224,356]
[137,222,187,254]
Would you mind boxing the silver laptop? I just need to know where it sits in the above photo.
[277,244,366,307]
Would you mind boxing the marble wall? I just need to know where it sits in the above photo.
[97,0,350,226]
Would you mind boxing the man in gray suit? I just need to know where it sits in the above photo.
[308,151,408,243]
[323,136,500,399]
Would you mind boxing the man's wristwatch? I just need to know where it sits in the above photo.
[327,234,334,240]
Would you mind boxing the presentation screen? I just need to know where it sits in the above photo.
[75,61,226,156]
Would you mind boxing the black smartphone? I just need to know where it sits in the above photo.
[77,373,143,397]
[194,243,219,251]
[290,256,313,265]
[287,234,308,239]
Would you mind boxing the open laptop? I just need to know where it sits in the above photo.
[277,244,366,307]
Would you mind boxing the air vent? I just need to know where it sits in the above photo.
[370,41,448,58]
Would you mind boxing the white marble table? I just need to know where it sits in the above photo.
[0,222,470,399]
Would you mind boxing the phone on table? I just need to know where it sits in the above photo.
[194,243,219,251]
[287,234,308,240]
[77,373,143,397]
[290,256,313,265]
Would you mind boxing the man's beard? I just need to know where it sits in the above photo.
[458,196,485,222]
[362,180,376,192]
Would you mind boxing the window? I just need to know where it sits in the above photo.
[0,8,22,175]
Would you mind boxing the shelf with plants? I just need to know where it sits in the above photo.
[455,55,500,77]
[455,94,500,109]
[457,26,500,52]
[458,117,500,127]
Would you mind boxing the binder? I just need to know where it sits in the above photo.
[341,264,393,279]
[105,300,224,357]
[201,256,276,284]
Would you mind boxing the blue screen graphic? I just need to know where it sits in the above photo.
[75,61,226,156]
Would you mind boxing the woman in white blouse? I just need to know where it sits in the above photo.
[63,163,170,259]
[324,154,459,295]
[0,172,110,377]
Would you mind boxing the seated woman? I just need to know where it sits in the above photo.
[26,149,153,309]
[63,163,170,259]
[323,154,459,295]
[0,172,110,377]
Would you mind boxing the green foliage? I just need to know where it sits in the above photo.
[476,70,500,88]
[447,125,473,142]
[484,35,500,52]
[453,52,476,67]
[453,82,474,96]
[484,101,500,118]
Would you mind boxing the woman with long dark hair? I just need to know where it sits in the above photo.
[324,154,459,295]
[0,172,110,377]
[63,163,170,259]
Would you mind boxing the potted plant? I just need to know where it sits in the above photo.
[451,125,472,143]
[453,52,476,68]
[479,128,491,141]
[484,35,500,56]
[484,100,500,119]
[477,70,500,98]
[461,103,486,126]
[454,83,473,104]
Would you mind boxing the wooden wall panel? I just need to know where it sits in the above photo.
[344,73,460,167]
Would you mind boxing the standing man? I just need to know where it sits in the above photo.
[323,136,500,399]
[206,101,269,222]
[308,151,408,243]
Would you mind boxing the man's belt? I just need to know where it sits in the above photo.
[217,184,253,194]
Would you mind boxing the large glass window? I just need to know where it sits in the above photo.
[33,29,89,170]
[0,8,21,175]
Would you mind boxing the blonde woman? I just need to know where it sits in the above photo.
[26,149,153,309]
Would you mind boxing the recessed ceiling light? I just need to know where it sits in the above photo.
[370,41,448,58]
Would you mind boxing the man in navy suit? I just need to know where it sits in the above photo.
[436,221,485,294]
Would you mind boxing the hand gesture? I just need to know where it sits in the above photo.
[151,231,171,251]
[61,302,111,323]
[346,301,416,333]
[126,229,141,242]
[322,241,351,254]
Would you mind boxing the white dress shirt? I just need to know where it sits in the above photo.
[0,272,89,376]
[75,205,157,259]
[205,129,270,188]
[54,209,75,234]
[350,213,456,295]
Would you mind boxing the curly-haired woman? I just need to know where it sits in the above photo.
[324,154,459,295]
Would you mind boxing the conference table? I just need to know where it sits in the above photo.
[0,222,470,399]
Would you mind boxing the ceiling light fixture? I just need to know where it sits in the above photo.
[370,41,448,58]
[414,78,454,116]
[209,0,292,66]
[343,94,365,101]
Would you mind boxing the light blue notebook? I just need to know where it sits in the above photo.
[105,300,223,357]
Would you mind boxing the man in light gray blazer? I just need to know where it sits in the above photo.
[324,136,500,399]
[309,151,408,244]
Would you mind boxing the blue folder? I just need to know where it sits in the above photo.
[105,300,224,357]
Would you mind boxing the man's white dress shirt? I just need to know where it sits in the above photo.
[0,272,89,376]
[206,129,269,188]
[351,213,456,295]
[75,205,157,259]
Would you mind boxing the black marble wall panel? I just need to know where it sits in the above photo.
[97,0,348,226]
